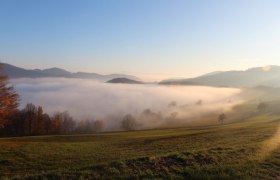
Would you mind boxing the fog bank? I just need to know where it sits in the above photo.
[11,78,243,131]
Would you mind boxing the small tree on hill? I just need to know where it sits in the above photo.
[196,100,203,106]
[257,102,267,113]
[168,101,177,108]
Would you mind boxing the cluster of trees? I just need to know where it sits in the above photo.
[121,114,138,131]
[0,103,105,136]
[1,101,140,136]
[0,67,107,137]
[0,66,139,136]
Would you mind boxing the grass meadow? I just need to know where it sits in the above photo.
[0,103,279,179]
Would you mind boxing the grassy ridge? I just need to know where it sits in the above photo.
[0,113,279,179]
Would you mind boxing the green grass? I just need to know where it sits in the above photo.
[0,112,279,179]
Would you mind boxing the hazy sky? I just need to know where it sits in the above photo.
[1,0,280,80]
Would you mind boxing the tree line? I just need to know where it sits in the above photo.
[0,102,107,136]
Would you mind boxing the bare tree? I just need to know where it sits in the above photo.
[121,114,137,131]
[93,120,104,132]
[35,106,44,134]
[218,113,226,124]
[166,112,178,122]
[61,111,75,134]
[23,103,37,135]
[42,113,51,134]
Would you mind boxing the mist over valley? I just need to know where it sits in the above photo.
[11,78,243,131]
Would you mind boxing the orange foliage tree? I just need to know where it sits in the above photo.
[0,65,19,128]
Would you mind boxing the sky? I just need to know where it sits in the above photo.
[0,0,280,81]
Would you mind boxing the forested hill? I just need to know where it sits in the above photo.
[107,78,143,84]
[160,66,280,88]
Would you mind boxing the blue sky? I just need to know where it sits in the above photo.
[1,0,280,80]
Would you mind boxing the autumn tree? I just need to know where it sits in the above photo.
[0,65,19,128]
[51,112,62,134]
[0,109,21,136]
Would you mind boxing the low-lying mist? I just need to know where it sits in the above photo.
[11,78,243,131]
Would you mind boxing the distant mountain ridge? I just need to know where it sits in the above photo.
[160,65,280,88]
[4,63,280,88]
[0,63,140,82]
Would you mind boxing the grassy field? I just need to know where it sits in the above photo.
[0,106,280,179]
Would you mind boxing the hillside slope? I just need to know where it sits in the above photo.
[160,66,280,87]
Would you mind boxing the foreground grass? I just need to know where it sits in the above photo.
[0,114,279,179]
